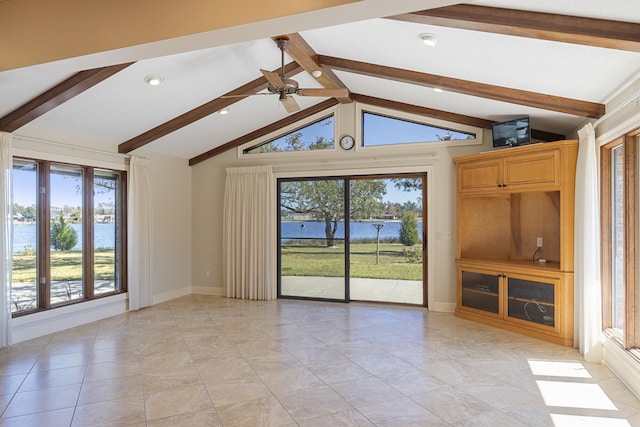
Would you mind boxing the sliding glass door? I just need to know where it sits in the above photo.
[278,173,426,306]
[278,178,349,301]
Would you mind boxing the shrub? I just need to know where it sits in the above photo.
[403,247,422,263]
[399,213,419,246]
[51,215,78,251]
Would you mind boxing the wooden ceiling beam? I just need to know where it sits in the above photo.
[189,98,339,166]
[388,4,640,52]
[281,33,351,104]
[318,55,604,118]
[352,94,565,142]
[119,62,303,153]
[0,62,133,132]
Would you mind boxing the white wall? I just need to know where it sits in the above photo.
[10,134,192,342]
[190,102,490,310]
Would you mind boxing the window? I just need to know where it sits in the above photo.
[601,130,639,349]
[11,158,126,315]
[243,115,334,154]
[362,111,476,147]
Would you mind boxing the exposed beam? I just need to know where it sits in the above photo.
[318,55,605,118]
[352,94,565,142]
[189,99,338,166]
[0,62,133,132]
[119,62,303,153]
[282,33,352,104]
[388,4,640,52]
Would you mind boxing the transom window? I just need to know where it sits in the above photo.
[362,111,476,147]
[243,115,335,154]
[11,158,126,316]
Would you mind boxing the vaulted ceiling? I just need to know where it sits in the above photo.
[2,0,639,165]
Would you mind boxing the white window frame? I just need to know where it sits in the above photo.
[354,103,483,153]
[238,106,339,160]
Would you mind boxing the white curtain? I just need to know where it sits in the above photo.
[223,166,276,300]
[575,123,602,362]
[0,133,11,347]
[127,156,153,310]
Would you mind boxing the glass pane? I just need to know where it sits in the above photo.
[349,177,423,304]
[363,112,475,146]
[461,271,499,314]
[94,171,119,295]
[508,278,555,326]
[611,145,625,333]
[244,116,334,153]
[12,159,38,313]
[50,165,83,305]
[279,178,346,300]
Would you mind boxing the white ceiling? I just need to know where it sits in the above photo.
[2,0,640,160]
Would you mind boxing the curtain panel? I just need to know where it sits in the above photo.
[0,132,11,347]
[127,156,153,310]
[575,123,602,361]
[223,166,276,300]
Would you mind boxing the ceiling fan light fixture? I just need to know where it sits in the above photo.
[144,74,164,86]
[420,33,438,47]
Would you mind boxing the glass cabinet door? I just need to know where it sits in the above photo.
[461,270,499,314]
[507,277,555,327]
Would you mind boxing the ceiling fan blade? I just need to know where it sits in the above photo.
[297,88,349,98]
[261,69,285,88]
[279,94,300,113]
[220,93,274,98]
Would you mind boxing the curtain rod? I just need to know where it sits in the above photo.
[13,135,135,160]
[593,88,640,129]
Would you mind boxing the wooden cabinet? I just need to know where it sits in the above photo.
[454,140,578,346]
[457,146,561,193]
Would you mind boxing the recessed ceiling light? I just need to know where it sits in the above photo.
[219,108,229,115]
[311,70,323,78]
[420,33,438,47]
[433,88,444,93]
[144,74,164,86]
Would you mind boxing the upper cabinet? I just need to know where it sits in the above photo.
[457,143,566,193]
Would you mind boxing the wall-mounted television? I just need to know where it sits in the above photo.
[492,117,531,148]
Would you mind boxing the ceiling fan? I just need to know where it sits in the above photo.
[226,36,349,113]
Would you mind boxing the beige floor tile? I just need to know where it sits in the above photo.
[146,410,223,427]
[277,385,353,422]
[78,374,143,405]
[0,407,74,427]
[2,384,80,418]
[216,396,295,426]
[144,383,213,421]
[71,396,146,426]
[1,296,639,426]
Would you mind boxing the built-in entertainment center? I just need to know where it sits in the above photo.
[453,140,578,346]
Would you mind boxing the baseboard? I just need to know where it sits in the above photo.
[603,337,640,399]
[152,286,192,305]
[192,286,225,296]
[430,301,456,313]
[11,293,128,344]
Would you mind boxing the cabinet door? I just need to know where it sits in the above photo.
[457,159,503,193]
[506,275,558,330]
[503,150,560,190]
[459,269,501,315]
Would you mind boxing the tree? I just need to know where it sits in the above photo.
[399,213,419,246]
[51,214,78,251]
[280,179,386,246]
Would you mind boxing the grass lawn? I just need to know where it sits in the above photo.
[281,242,422,280]
[12,249,116,282]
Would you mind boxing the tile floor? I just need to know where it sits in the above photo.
[0,295,639,426]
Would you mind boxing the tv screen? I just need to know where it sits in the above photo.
[492,117,531,148]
